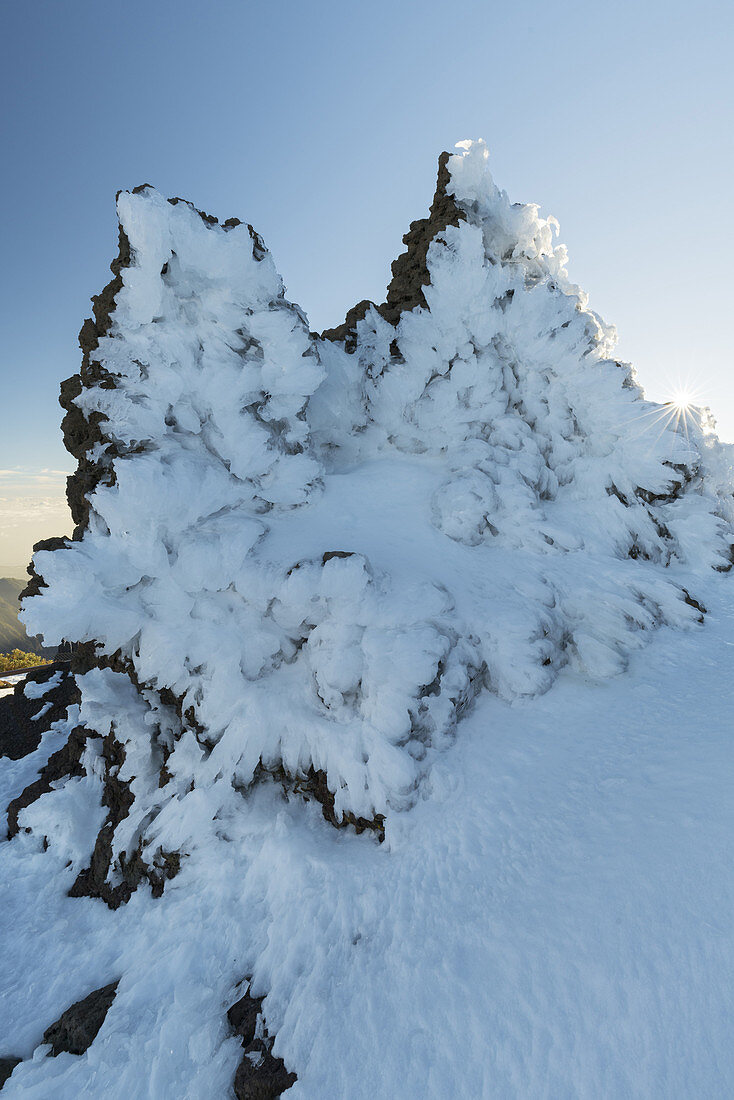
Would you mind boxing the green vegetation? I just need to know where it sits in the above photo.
[0,649,52,673]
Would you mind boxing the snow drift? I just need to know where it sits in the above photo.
[3,141,734,1097]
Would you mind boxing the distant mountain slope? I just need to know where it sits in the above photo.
[0,579,51,656]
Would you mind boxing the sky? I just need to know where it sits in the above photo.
[1,0,732,576]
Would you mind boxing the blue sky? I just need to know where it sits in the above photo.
[1,0,732,572]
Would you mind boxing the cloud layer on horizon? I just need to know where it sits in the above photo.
[0,468,72,576]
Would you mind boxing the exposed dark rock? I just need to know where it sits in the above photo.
[247,223,267,260]
[68,729,180,910]
[68,729,136,908]
[60,223,132,540]
[606,483,629,506]
[167,195,219,224]
[42,981,119,1056]
[0,984,119,1085]
[714,542,734,572]
[21,537,72,601]
[321,299,377,353]
[68,639,99,677]
[681,589,707,620]
[0,1058,21,1088]
[255,763,385,842]
[381,150,466,325]
[303,767,385,841]
[6,724,88,839]
[164,193,265,262]
[0,662,78,762]
[227,985,297,1099]
[321,151,465,348]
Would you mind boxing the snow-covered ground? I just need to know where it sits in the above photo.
[1,571,732,1098]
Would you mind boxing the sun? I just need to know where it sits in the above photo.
[671,389,695,411]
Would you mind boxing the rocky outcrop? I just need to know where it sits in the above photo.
[62,224,131,540]
[321,150,465,349]
[227,985,297,1099]
[14,145,734,922]
[42,981,119,1056]
[0,982,119,1089]
[68,723,180,910]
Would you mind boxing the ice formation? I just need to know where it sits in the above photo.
[14,141,734,912]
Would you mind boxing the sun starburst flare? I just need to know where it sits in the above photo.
[671,388,695,411]
[654,376,715,453]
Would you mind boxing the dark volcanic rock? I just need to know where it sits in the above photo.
[42,981,119,1056]
[381,149,466,325]
[303,766,385,841]
[68,726,181,910]
[6,724,87,839]
[321,151,465,348]
[228,986,297,1099]
[62,225,132,540]
[0,1058,21,1089]
[253,762,385,842]
[21,537,72,601]
[0,662,78,762]
[0,982,120,1086]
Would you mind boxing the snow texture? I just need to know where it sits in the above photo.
[3,141,734,1096]
[24,673,63,700]
[3,577,734,1097]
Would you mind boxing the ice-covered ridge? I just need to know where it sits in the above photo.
[17,143,734,903]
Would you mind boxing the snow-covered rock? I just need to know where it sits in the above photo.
[3,140,734,1097]
[21,142,734,853]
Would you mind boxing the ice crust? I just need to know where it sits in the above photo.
[21,143,734,838]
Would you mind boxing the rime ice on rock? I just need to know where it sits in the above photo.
[315,141,734,690]
[16,144,734,907]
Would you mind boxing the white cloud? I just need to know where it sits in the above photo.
[0,467,71,493]
[0,469,72,576]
